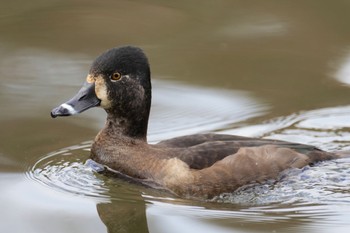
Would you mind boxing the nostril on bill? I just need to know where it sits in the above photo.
[78,94,87,101]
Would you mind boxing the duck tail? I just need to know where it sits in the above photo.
[334,150,350,158]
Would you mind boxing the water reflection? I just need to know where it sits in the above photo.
[96,200,148,233]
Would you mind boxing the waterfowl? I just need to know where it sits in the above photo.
[51,46,343,199]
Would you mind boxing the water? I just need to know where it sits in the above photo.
[1,1,350,232]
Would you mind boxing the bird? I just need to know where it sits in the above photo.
[51,46,344,199]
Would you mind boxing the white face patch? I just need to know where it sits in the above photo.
[95,76,112,109]
[60,103,77,115]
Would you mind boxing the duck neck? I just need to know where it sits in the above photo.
[103,112,149,141]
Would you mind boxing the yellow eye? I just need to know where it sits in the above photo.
[111,72,121,81]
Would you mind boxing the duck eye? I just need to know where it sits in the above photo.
[111,72,121,81]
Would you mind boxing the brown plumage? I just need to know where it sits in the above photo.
[51,46,342,199]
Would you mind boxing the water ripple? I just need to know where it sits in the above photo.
[213,158,350,205]
[27,141,110,201]
[223,105,350,151]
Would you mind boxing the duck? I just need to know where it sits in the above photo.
[51,46,344,199]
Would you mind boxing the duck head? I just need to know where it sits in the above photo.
[51,46,152,139]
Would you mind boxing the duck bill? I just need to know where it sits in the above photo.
[51,82,101,118]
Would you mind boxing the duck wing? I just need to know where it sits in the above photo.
[157,143,338,198]
[156,133,335,169]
